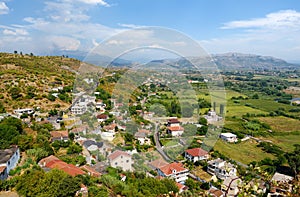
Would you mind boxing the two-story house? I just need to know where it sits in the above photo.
[157,162,189,184]
[108,150,133,171]
[207,158,237,180]
[184,148,209,163]
[0,145,20,180]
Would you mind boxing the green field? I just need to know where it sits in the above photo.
[240,99,294,112]
[260,134,300,152]
[226,104,267,117]
[214,139,275,165]
[257,116,300,132]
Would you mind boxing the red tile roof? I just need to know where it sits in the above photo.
[168,118,180,124]
[167,126,184,132]
[50,130,69,138]
[185,148,208,157]
[96,114,108,119]
[39,155,85,177]
[81,165,101,177]
[208,188,224,197]
[159,162,188,176]
[108,150,131,161]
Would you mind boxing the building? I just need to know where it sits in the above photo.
[70,125,88,136]
[207,158,237,180]
[268,172,294,196]
[13,108,34,117]
[108,150,133,171]
[0,145,20,180]
[157,162,189,183]
[220,133,238,143]
[204,110,222,123]
[167,118,180,127]
[221,176,242,196]
[184,148,209,163]
[83,140,104,152]
[96,114,108,122]
[208,187,224,197]
[39,155,85,176]
[167,126,184,137]
[50,130,69,142]
[71,104,87,115]
[134,131,151,145]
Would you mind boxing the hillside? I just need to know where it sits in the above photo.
[0,53,80,112]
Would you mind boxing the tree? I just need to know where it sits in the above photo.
[286,144,300,179]
[0,102,6,113]
[9,86,22,100]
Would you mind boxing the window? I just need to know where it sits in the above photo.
[115,162,118,165]
[126,160,129,163]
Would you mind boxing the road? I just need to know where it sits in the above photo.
[153,122,172,162]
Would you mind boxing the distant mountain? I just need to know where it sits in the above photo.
[145,53,300,71]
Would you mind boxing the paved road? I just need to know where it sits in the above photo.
[153,123,172,162]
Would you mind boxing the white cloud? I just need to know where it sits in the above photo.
[3,28,28,36]
[0,2,9,15]
[222,10,300,30]
[118,23,147,29]
[50,36,81,51]
[76,0,110,6]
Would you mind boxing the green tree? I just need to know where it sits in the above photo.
[9,86,22,99]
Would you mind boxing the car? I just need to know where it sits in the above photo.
[56,117,63,123]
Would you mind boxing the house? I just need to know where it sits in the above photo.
[80,165,101,177]
[108,150,133,171]
[71,103,87,115]
[207,158,237,180]
[268,172,294,196]
[13,108,34,117]
[157,162,189,183]
[221,176,242,196]
[39,155,85,176]
[103,123,117,132]
[204,110,222,123]
[167,118,180,127]
[0,145,20,180]
[148,159,169,170]
[134,131,151,145]
[167,126,184,137]
[208,187,224,197]
[50,130,69,142]
[83,140,104,152]
[96,114,108,122]
[70,125,88,136]
[184,148,209,162]
[247,179,267,195]
[220,133,238,143]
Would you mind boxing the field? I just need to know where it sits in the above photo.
[257,116,300,132]
[240,99,294,112]
[226,104,267,117]
[213,139,275,165]
[260,134,300,152]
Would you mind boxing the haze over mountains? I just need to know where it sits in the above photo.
[72,52,299,71]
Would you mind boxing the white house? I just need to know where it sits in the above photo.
[108,150,133,171]
[221,176,242,197]
[157,162,189,184]
[207,158,237,180]
[167,126,184,137]
[184,148,209,163]
[220,133,238,143]
[13,108,34,117]
[0,145,20,180]
[134,131,151,145]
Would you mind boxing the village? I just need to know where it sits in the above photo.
[0,72,296,197]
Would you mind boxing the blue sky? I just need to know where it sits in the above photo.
[1,0,300,61]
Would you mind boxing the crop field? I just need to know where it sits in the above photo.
[226,104,267,117]
[260,134,300,152]
[240,99,294,112]
[214,139,275,165]
[257,116,300,132]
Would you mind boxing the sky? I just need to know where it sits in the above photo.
[1,0,300,61]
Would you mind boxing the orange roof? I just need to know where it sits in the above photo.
[168,118,180,124]
[108,150,131,161]
[149,159,169,169]
[81,165,101,177]
[208,188,224,197]
[159,162,188,176]
[138,129,150,134]
[185,148,208,157]
[96,114,108,119]
[167,126,184,132]
[40,155,85,177]
[176,182,186,190]
[51,130,69,138]
[0,166,6,173]
[103,123,117,131]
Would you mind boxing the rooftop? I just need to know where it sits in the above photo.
[108,150,131,161]
[185,148,208,157]
[50,130,69,138]
[159,162,188,176]
[220,133,236,138]
[168,118,180,124]
[271,172,294,183]
[167,126,184,132]
[0,145,19,164]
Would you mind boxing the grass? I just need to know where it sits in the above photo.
[257,116,300,132]
[240,99,294,112]
[226,103,267,117]
[260,134,300,152]
[214,139,275,165]
[191,166,212,182]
